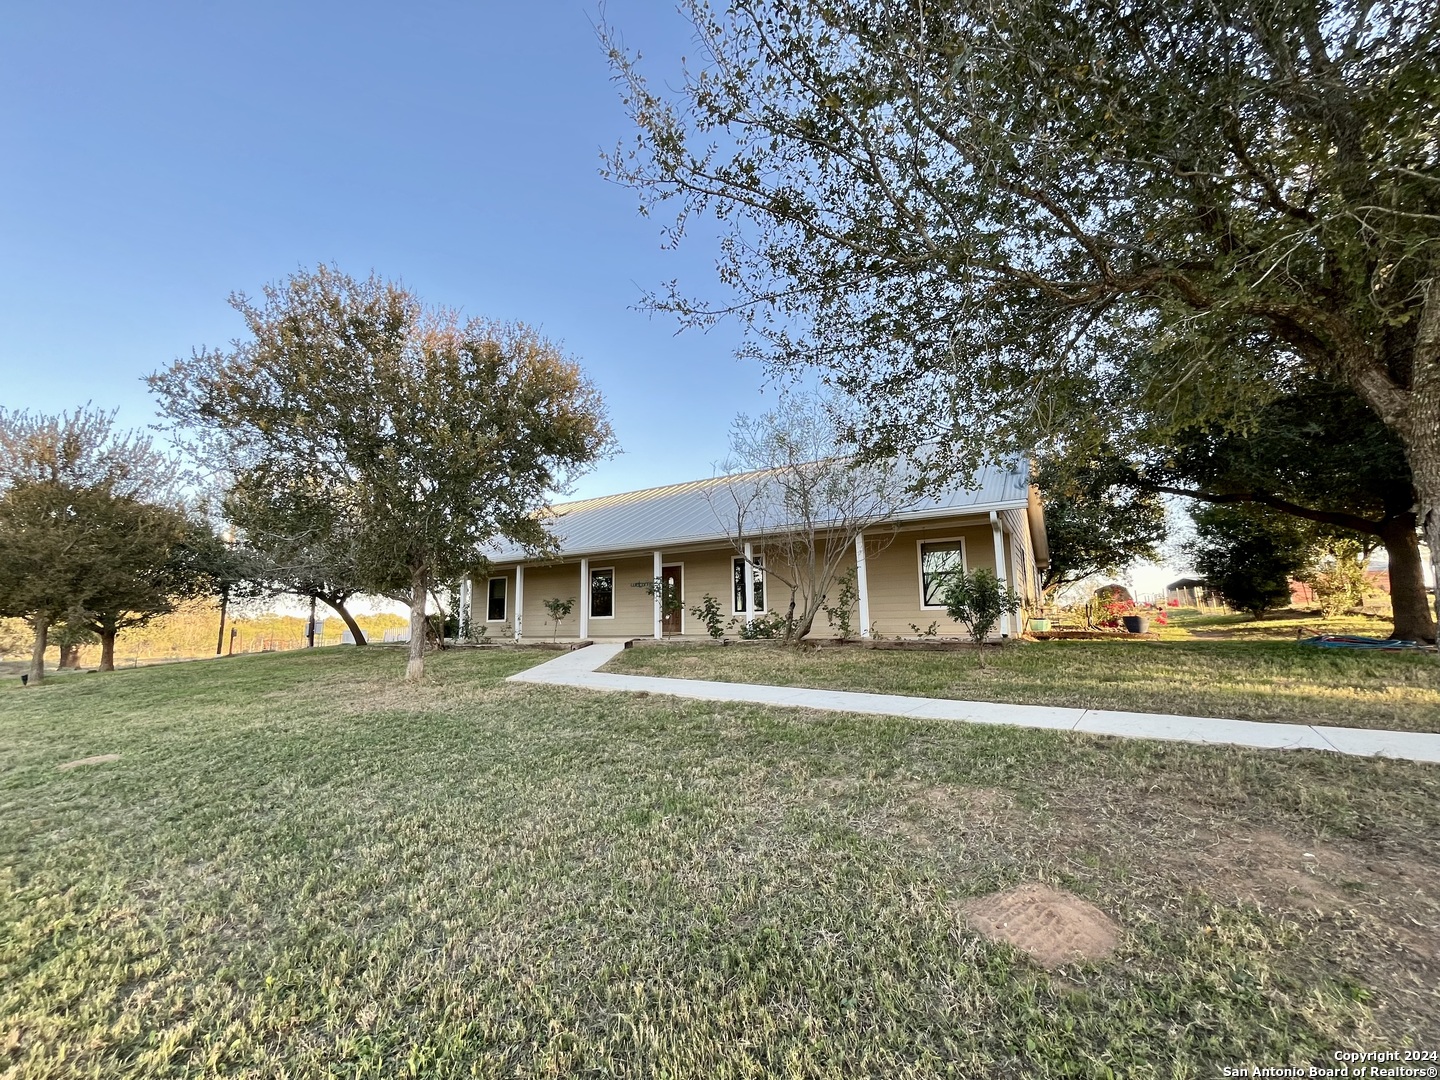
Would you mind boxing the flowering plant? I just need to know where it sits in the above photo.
[1096,599,1169,629]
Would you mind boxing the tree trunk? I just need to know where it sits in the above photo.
[321,597,368,646]
[29,613,48,685]
[1415,467,1440,654]
[58,643,77,669]
[99,627,117,672]
[215,587,228,656]
[1378,518,1436,643]
[406,566,428,681]
[1397,260,1440,656]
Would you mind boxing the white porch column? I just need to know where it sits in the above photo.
[579,557,590,640]
[513,565,524,641]
[743,541,756,626]
[652,550,663,639]
[460,576,473,637]
[854,533,871,638]
[990,511,1010,638]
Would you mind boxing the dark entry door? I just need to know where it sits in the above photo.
[662,564,683,635]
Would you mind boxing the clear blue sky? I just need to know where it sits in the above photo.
[0,1,780,500]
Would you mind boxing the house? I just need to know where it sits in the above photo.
[463,459,1048,641]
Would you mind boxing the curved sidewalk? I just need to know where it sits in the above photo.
[508,643,1440,765]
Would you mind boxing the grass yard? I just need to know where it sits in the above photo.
[606,635,1440,733]
[2,647,1438,1077]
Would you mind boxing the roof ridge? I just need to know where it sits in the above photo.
[550,463,792,512]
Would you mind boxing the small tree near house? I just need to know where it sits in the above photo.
[633,578,684,637]
[942,568,1020,662]
[706,391,907,644]
[543,597,575,642]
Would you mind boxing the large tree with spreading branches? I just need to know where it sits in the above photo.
[603,0,1440,640]
[150,266,614,680]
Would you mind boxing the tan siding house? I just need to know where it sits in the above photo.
[465,461,1048,641]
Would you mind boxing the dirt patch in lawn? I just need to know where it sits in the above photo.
[58,754,121,770]
[961,883,1121,968]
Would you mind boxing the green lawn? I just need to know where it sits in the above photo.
[3,648,1438,1077]
[606,637,1440,733]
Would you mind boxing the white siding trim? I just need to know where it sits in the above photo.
[855,533,871,638]
[513,565,524,640]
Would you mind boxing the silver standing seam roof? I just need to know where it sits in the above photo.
[485,458,1033,563]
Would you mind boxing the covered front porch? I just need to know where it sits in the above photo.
[463,508,1037,643]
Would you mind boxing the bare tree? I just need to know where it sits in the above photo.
[707,392,908,642]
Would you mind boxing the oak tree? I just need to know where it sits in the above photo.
[150,266,614,680]
[605,0,1440,640]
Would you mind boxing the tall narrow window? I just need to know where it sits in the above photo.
[732,556,766,613]
[487,577,507,621]
[590,568,614,618]
[919,540,965,607]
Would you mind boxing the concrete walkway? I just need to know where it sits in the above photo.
[508,643,1440,765]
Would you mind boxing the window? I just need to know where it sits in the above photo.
[919,539,965,608]
[732,555,766,613]
[487,577,507,622]
[590,567,614,618]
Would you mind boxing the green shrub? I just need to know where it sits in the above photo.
[690,593,727,639]
[941,568,1020,648]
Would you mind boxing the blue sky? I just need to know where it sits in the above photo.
[0,1,784,500]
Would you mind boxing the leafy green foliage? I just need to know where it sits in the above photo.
[1143,380,1434,641]
[604,0,1440,640]
[542,597,575,641]
[0,407,192,680]
[822,568,860,640]
[150,265,614,678]
[942,568,1021,648]
[731,611,789,639]
[1035,446,1166,600]
[1186,508,1314,619]
[689,593,728,639]
[1298,541,1372,618]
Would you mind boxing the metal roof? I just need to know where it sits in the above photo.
[485,458,1032,563]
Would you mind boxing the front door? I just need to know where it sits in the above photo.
[662,564,683,636]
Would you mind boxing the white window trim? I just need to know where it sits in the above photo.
[661,561,685,633]
[485,575,508,622]
[731,554,767,615]
[917,536,968,611]
[589,566,616,620]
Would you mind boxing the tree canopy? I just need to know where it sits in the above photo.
[1185,505,1316,619]
[1033,445,1166,602]
[1142,379,1434,640]
[150,266,615,679]
[0,407,188,682]
[604,0,1440,636]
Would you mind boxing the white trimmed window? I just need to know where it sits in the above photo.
[590,567,615,619]
[486,577,507,622]
[732,555,766,613]
[918,539,966,608]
